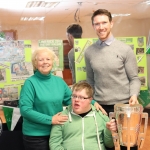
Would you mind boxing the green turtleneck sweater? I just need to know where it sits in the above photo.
[19,70,72,136]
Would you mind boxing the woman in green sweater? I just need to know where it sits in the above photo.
[19,47,72,150]
[19,47,104,150]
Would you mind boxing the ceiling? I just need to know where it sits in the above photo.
[0,0,150,26]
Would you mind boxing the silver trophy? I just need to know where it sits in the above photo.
[109,104,148,150]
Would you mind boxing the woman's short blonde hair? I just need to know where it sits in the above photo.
[32,47,56,71]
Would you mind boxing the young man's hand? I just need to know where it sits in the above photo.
[106,119,117,132]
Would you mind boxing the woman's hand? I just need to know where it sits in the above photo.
[52,112,68,125]
[94,102,107,115]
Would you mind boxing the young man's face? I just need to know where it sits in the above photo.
[72,89,92,114]
[92,14,113,41]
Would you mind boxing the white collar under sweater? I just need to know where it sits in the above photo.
[98,34,115,46]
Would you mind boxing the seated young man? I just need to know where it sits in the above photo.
[49,82,116,150]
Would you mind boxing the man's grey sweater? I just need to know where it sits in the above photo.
[84,39,141,105]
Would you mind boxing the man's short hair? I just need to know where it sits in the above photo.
[91,9,112,24]
[72,81,93,98]
[66,24,83,38]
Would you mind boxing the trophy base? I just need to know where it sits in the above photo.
[120,146,138,150]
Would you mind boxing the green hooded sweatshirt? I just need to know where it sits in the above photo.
[50,105,114,150]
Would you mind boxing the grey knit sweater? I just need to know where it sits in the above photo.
[84,39,141,105]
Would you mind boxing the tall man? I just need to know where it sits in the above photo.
[84,9,141,115]
[66,24,83,84]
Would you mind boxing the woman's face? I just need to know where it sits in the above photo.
[36,51,53,75]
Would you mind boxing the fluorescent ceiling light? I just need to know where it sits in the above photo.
[0,1,59,9]
[112,14,131,17]
[21,17,45,21]
[85,13,131,17]
[141,0,150,5]
[26,1,59,8]
[145,0,150,5]
[38,17,45,20]
[0,1,29,9]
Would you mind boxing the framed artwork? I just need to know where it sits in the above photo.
[0,30,17,41]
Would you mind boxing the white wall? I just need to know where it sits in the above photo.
[2,18,150,40]
[1,17,150,97]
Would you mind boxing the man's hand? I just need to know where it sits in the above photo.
[94,102,107,115]
[129,95,139,105]
[52,112,68,125]
[106,119,117,132]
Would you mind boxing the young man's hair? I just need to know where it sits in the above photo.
[72,81,93,98]
[66,24,83,38]
[91,9,112,24]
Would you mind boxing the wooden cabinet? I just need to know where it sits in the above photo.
[62,40,73,85]
[0,30,17,40]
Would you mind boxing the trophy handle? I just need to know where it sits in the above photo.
[0,117,2,136]
[138,113,148,149]
[109,112,115,119]
[109,112,120,150]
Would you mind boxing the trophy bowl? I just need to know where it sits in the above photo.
[109,103,148,150]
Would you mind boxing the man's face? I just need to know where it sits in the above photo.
[92,14,113,41]
[66,33,73,47]
[72,89,92,114]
